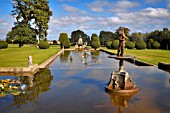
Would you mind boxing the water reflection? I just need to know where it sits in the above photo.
[0,68,53,108]
[106,92,138,113]
[59,51,70,63]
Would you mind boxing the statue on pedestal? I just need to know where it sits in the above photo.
[78,35,83,46]
[117,27,127,57]
[28,56,33,67]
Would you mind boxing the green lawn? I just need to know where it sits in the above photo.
[0,44,61,67]
[102,47,170,65]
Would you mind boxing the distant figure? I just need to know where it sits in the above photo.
[28,56,33,67]
[78,35,83,46]
[117,27,127,57]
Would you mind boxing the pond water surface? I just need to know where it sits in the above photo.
[0,51,170,113]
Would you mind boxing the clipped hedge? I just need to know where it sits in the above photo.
[153,41,160,49]
[126,41,135,49]
[147,39,154,49]
[38,40,49,49]
[62,39,71,48]
[136,40,146,50]
[91,37,100,50]
[111,40,119,49]
[0,41,8,49]
[106,41,112,49]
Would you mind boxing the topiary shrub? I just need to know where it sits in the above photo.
[59,33,70,49]
[106,41,112,49]
[136,40,146,50]
[91,36,100,50]
[38,40,49,49]
[126,41,135,49]
[147,39,154,49]
[111,40,119,49]
[62,39,71,48]
[0,41,8,49]
[153,41,160,49]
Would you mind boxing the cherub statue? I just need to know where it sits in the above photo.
[117,27,127,57]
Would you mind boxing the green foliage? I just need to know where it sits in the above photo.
[91,36,100,50]
[0,41,8,49]
[99,31,117,46]
[10,0,52,40]
[6,23,37,47]
[91,34,98,40]
[149,39,154,43]
[59,33,70,49]
[62,39,71,48]
[70,30,90,45]
[140,28,170,49]
[38,40,49,49]
[153,41,160,49]
[106,41,112,49]
[136,40,147,50]
[111,40,119,49]
[131,32,143,42]
[147,42,152,49]
[126,41,135,49]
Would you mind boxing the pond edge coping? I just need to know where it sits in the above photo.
[100,49,154,66]
[0,48,64,76]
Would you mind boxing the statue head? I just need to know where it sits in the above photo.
[117,27,124,36]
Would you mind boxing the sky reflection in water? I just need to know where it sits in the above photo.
[0,51,170,113]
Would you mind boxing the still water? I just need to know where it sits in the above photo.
[0,51,170,113]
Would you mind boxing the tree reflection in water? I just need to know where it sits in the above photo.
[8,68,53,108]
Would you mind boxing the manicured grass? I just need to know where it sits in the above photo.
[0,44,61,67]
[102,47,170,65]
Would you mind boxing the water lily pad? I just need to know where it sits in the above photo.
[11,91,21,96]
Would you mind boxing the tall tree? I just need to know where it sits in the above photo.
[131,32,143,42]
[70,30,90,45]
[59,33,70,49]
[7,0,52,46]
[6,22,36,47]
[99,31,116,46]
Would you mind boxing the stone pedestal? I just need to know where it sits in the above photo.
[106,56,138,94]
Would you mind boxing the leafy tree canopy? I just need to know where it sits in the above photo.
[6,0,52,46]
[70,30,90,45]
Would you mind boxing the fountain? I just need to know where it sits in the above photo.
[75,35,87,51]
[105,27,138,94]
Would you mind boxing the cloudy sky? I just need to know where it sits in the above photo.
[0,0,170,40]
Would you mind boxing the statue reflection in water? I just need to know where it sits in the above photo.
[81,50,101,68]
[106,91,137,113]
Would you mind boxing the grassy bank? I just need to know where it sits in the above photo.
[0,44,61,67]
[102,47,170,65]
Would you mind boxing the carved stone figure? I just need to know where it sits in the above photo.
[28,56,33,67]
[117,27,127,57]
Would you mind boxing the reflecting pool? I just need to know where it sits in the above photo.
[0,51,170,113]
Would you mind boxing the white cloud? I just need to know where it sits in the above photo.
[0,16,14,39]
[87,0,109,12]
[87,0,140,13]
[140,7,170,18]
[62,4,87,14]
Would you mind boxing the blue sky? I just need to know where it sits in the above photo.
[0,0,170,40]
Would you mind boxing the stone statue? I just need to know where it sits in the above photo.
[28,56,33,67]
[78,35,83,46]
[117,27,127,57]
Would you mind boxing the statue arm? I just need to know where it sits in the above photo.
[122,29,127,39]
